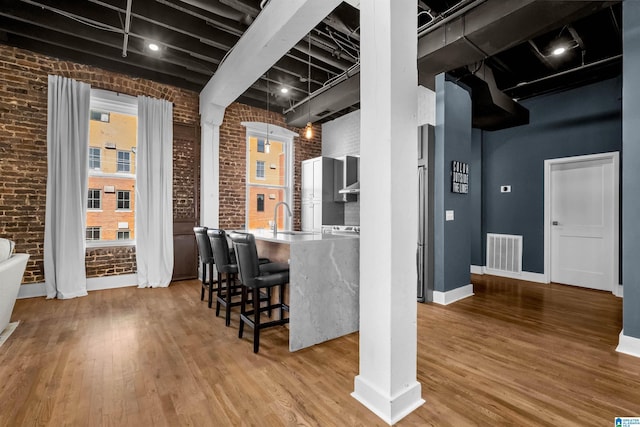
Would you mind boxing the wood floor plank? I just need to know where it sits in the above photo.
[1,275,639,426]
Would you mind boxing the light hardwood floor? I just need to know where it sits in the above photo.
[1,275,639,426]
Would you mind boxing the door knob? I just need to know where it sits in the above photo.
[552,221,559,226]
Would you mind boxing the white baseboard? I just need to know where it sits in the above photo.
[87,273,137,291]
[475,266,548,284]
[433,284,474,305]
[17,283,47,299]
[614,284,623,298]
[616,330,640,358]
[470,265,483,275]
[352,375,425,425]
[18,273,138,299]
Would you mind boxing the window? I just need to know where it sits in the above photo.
[86,227,101,241]
[90,110,110,122]
[117,191,131,210]
[257,138,265,153]
[88,189,101,209]
[117,230,130,240]
[256,160,265,179]
[245,128,293,231]
[89,147,101,170]
[257,194,265,212]
[117,151,131,172]
[87,89,137,245]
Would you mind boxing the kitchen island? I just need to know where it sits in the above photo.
[249,229,359,352]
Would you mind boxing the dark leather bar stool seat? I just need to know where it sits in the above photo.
[193,226,217,308]
[230,232,290,353]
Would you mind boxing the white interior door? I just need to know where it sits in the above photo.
[550,157,615,291]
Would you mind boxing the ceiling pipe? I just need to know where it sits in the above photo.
[219,0,260,18]
[176,0,248,22]
[417,0,486,37]
[121,0,132,57]
[503,54,622,94]
[283,63,359,115]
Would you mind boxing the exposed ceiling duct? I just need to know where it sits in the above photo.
[450,63,529,130]
[286,0,617,130]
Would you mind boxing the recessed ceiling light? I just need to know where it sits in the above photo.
[552,46,566,56]
[280,87,289,94]
[148,43,160,52]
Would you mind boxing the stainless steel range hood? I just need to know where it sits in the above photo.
[339,181,359,194]
[336,155,359,199]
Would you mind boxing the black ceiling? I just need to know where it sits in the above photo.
[0,0,623,125]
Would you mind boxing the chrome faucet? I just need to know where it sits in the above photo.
[272,201,292,235]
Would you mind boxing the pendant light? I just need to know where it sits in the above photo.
[304,33,313,139]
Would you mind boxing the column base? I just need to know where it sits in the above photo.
[352,375,425,425]
[616,330,640,358]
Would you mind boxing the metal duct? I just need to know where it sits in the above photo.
[451,63,529,130]
[286,0,616,130]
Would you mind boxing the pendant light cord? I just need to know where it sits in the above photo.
[308,33,311,123]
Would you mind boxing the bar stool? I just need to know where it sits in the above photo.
[230,232,290,353]
[208,229,274,326]
[193,226,217,308]
[207,228,244,326]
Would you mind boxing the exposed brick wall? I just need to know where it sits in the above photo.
[173,124,200,221]
[0,44,200,283]
[85,246,137,277]
[218,103,322,231]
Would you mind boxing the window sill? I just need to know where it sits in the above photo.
[87,209,103,212]
[86,240,136,249]
[115,209,132,212]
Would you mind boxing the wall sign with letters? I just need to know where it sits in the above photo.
[451,161,469,194]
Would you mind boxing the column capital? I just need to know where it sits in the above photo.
[200,102,226,127]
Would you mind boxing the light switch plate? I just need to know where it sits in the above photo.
[501,185,511,193]
[446,210,454,221]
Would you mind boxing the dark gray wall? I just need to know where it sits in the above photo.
[434,74,472,292]
[481,76,622,273]
[470,128,483,266]
[623,0,640,338]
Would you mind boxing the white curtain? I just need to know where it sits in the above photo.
[136,96,174,288]
[44,75,90,299]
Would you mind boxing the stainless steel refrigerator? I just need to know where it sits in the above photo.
[417,124,434,302]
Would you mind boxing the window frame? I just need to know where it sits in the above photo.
[117,150,131,173]
[86,226,101,241]
[243,122,296,232]
[117,230,131,240]
[257,193,265,212]
[87,88,138,248]
[88,189,102,210]
[116,190,131,210]
[256,160,265,179]
[89,147,101,170]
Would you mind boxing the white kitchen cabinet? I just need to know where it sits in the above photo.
[301,157,344,231]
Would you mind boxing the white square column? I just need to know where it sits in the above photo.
[200,103,225,228]
[352,1,424,425]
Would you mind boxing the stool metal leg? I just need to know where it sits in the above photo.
[224,273,233,327]
[253,286,260,353]
[215,270,222,317]
[207,263,214,308]
[238,286,246,339]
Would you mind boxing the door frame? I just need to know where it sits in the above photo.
[543,152,620,294]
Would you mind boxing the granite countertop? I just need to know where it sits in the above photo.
[245,229,359,244]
